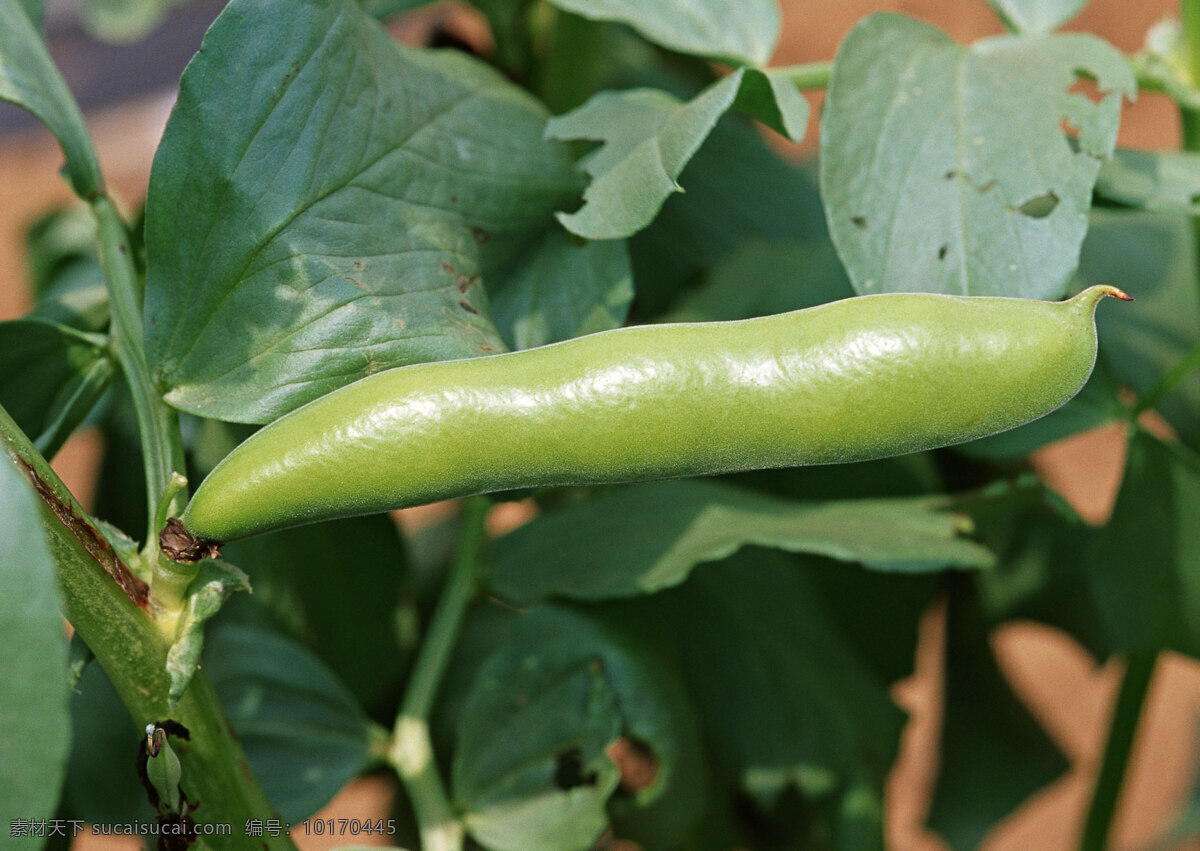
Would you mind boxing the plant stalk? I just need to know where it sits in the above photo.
[390,497,490,851]
[773,60,833,91]
[0,405,294,849]
[90,196,186,545]
[1078,651,1158,851]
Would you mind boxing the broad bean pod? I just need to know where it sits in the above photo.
[170,285,1126,550]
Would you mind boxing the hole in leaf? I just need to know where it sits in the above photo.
[1059,117,1082,140]
[553,747,598,790]
[945,169,958,180]
[937,244,948,261]
[1068,71,1104,104]
[605,736,659,795]
[850,216,867,230]
[1016,191,1059,219]
[1190,191,1200,206]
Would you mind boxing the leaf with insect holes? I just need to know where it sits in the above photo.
[820,13,1134,299]
[548,68,808,240]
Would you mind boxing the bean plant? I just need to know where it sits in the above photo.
[2,0,1199,848]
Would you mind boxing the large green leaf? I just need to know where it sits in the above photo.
[820,13,1133,298]
[964,478,1109,659]
[986,0,1089,34]
[204,623,375,822]
[62,663,149,825]
[490,228,632,350]
[653,550,904,848]
[220,511,412,714]
[0,318,112,458]
[547,68,807,240]
[0,452,71,828]
[452,605,706,851]
[1086,430,1200,657]
[145,0,580,424]
[546,0,779,66]
[488,480,993,606]
[0,0,103,196]
[927,583,1069,847]
[1079,209,1200,449]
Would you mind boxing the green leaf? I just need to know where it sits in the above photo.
[1079,210,1200,449]
[0,453,71,826]
[730,67,810,141]
[31,263,109,333]
[145,0,580,424]
[18,0,43,26]
[661,239,853,323]
[63,662,149,824]
[0,318,113,458]
[89,380,148,538]
[66,632,94,689]
[23,206,111,331]
[204,623,375,822]
[490,228,633,350]
[144,729,185,814]
[1095,148,1200,216]
[0,0,104,197]
[220,511,412,714]
[362,0,431,18]
[653,550,903,847]
[1086,430,1200,657]
[165,560,252,704]
[628,115,828,316]
[986,0,1090,34]
[546,0,779,66]
[548,68,807,240]
[820,13,1133,298]
[548,80,739,241]
[927,583,1069,847]
[488,480,993,606]
[452,604,706,851]
[964,478,1109,660]
[799,558,939,686]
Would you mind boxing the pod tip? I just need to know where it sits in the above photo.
[1100,284,1133,302]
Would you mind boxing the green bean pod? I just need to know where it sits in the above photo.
[175,285,1126,545]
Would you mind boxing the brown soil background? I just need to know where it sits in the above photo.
[2,1,1197,849]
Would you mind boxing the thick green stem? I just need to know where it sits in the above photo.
[1078,651,1158,851]
[0,406,294,849]
[773,60,833,91]
[90,196,186,544]
[390,497,490,851]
